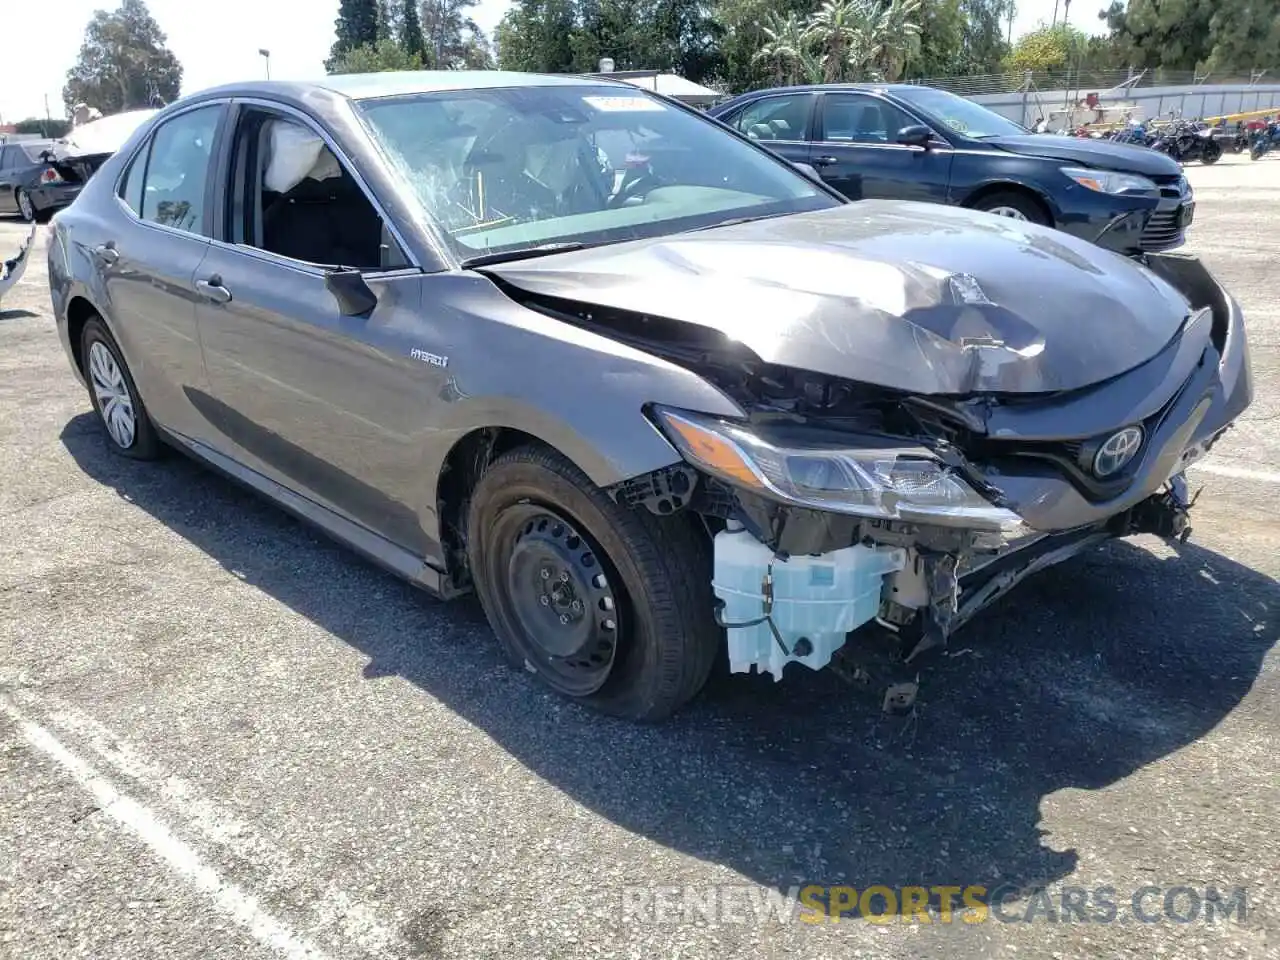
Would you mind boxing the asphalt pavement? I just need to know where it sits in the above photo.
[1,154,1277,960]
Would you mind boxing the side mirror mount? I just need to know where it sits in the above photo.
[325,268,378,318]
[896,124,933,148]
[791,161,822,180]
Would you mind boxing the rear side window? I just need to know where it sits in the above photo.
[133,105,221,234]
[732,94,812,142]
[119,149,147,215]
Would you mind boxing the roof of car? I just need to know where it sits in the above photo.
[709,83,939,112]
[192,71,631,104]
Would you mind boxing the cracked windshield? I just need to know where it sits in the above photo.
[358,84,835,259]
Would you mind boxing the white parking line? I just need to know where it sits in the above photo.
[1,695,332,960]
[41,701,404,956]
[1193,460,1280,484]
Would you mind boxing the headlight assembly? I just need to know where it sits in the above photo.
[653,407,1022,530]
[1061,166,1158,195]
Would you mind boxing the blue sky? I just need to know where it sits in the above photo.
[0,0,1109,125]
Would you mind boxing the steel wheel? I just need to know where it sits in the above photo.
[88,340,137,449]
[16,189,35,223]
[496,505,621,697]
[467,445,721,720]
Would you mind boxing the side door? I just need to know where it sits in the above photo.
[811,92,954,203]
[193,103,441,556]
[90,102,227,444]
[722,92,816,170]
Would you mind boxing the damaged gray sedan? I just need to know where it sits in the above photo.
[48,72,1253,720]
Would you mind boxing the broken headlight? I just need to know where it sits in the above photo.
[654,407,1022,530]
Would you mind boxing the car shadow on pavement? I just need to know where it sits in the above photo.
[62,415,1277,911]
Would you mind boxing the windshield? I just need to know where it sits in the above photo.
[356,84,837,261]
[894,87,1026,139]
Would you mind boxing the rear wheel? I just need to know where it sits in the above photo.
[81,317,161,460]
[467,446,720,721]
[1201,140,1222,164]
[971,190,1050,226]
[15,188,35,223]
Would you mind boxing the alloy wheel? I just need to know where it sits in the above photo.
[985,205,1029,220]
[16,190,35,222]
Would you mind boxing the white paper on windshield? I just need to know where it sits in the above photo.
[584,96,664,113]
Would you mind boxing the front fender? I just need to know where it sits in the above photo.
[413,273,747,542]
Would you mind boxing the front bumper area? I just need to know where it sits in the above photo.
[1073,177,1192,257]
[698,253,1250,686]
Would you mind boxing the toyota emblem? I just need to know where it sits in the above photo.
[1093,426,1145,478]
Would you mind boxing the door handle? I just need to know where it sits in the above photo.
[92,242,119,265]
[195,276,232,304]
[813,156,839,166]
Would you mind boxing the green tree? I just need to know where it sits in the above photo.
[959,0,1013,73]
[871,0,923,80]
[62,0,182,114]
[328,36,427,73]
[421,0,494,68]
[495,0,577,71]
[753,10,813,84]
[1116,0,1212,71]
[1004,23,1084,71]
[330,0,381,69]
[911,0,965,77]
[14,118,73,138]
[400,0,427,60]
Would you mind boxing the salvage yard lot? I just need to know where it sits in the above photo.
[1,156,1278,960]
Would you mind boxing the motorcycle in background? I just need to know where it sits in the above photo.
[1250,120,1280,160]
[1153,120,1223,165]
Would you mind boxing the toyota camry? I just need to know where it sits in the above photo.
[48,72,1253,720]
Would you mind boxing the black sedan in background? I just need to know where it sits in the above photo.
[709,84,1194,257]
[0,139,84,222]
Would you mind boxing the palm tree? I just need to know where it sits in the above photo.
[754,10,808,85]
[872,0,923,80]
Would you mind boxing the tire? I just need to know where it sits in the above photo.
[1251,142,1266,161]
[80,317,161,460]
[971,190,1051,226]
[467,445,720,721]
[1200,140,1222,165]
[15,188,35,223]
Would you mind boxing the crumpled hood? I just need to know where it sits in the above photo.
[986,133,1183,178]
[484,201,1195,396]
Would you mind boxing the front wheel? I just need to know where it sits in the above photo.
[1200,140,1222,164]
[971,190,1051,226]
[1251,141,1266,161]
[467,446,720,721]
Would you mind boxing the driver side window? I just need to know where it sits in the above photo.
[227,110,408,272]
[820,95,918,144]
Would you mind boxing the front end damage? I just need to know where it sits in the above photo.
[0,224,37,304]
[601,252,1252,707]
